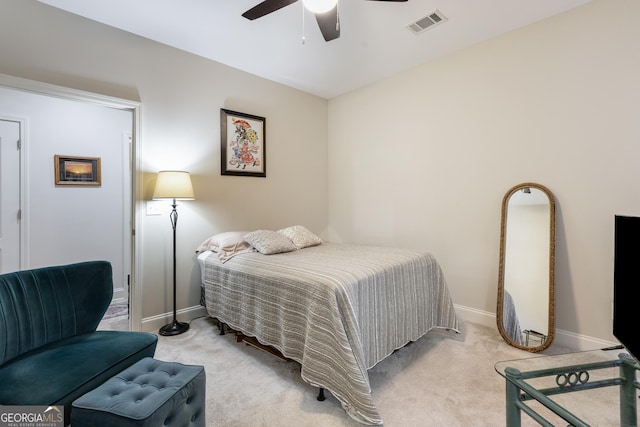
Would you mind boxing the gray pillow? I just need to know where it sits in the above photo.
[243,230,297,255]
[277,225,322,249]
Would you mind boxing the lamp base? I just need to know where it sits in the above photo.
[159,320,190,336]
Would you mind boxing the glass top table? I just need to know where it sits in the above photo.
[495,347,640,427]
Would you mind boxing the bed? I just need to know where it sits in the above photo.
[197,229,459,425]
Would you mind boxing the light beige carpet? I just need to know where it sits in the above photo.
[147,317,631,426]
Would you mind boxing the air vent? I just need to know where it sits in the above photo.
[405,10,447,35]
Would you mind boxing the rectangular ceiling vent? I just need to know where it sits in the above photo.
[405,10,447,35]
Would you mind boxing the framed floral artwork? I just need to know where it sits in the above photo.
[54,155,101,186]
[220,108,266,177]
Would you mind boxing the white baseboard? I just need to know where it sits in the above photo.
[109,297,128,305]
[454,304,496,329]
[553,328,618,351]
[141,305,208,333]
[454,304,617,351]
[142,303,618,351]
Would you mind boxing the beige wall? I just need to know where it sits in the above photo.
[328,0,640,346]
[0,0,329,325]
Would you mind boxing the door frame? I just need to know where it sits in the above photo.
[0,73,143,331]
[0,115,27,271]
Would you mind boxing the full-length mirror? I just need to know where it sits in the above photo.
[497,182,556,352]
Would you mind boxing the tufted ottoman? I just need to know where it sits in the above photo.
[71,357,205,426]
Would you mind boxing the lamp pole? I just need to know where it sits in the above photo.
[159,198,189,336]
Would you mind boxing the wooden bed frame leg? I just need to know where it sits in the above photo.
[317,388,326,401]
[218,321,226,335]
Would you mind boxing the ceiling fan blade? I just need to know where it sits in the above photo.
[242,0,299,20]
[315,6,340,42]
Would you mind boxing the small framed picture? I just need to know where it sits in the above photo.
[220,108,266,177]
[54,155,101,186]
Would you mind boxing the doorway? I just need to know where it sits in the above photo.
[0,74,142,331]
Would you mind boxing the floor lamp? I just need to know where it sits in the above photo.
[153,170,195,336]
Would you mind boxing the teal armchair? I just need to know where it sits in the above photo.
[0,261,158,425]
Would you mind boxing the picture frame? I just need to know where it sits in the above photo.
[54,155,101,186]
[220,108,266,177]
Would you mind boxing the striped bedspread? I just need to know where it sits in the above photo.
[202,242,459,425]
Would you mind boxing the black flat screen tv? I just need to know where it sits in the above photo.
[613,215,640,362]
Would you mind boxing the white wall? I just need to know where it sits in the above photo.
[0,0,329,328]
[328,0,640,347]
[0,86,131,295]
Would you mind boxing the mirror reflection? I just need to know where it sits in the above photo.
[497,183,556,352]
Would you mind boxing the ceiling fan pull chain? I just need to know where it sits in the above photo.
[301,3,306,44]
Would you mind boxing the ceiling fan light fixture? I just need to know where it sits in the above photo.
[302,0,338,14]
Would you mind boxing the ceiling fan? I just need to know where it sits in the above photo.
[242,0,408,42]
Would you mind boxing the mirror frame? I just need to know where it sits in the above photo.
[497,182,556,352]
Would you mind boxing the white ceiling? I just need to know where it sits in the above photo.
[38,0,592,99]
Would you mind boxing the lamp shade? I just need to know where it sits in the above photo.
[153,170,195,200]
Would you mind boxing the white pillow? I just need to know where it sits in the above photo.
[277,225,323,249]
[195,231,254,262]
[243,230,297,255]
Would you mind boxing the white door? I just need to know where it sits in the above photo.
[0,119,21,273]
